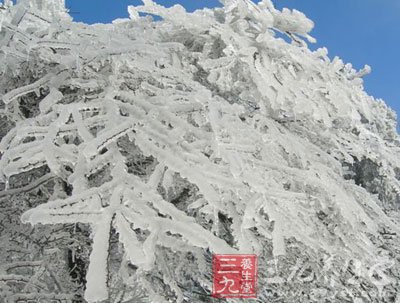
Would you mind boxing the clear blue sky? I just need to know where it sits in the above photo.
[66,0,400,129]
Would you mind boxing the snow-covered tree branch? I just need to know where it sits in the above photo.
[1,0,400,302]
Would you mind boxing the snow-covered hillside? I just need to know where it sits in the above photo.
[0,0,399,302]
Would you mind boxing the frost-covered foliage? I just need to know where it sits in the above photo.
[1,0,400,302]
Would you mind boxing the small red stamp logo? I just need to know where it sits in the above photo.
[212,254,258,298]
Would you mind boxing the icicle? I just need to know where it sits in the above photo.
[84,217,113,303]
[114,212,147,266]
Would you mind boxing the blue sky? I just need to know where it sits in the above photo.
[66,0,400,129]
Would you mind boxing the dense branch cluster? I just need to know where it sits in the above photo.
[0,0,399,302]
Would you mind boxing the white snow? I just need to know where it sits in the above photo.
[1,0,399,301]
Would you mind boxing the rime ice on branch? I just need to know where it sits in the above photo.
[1,0,400,302]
